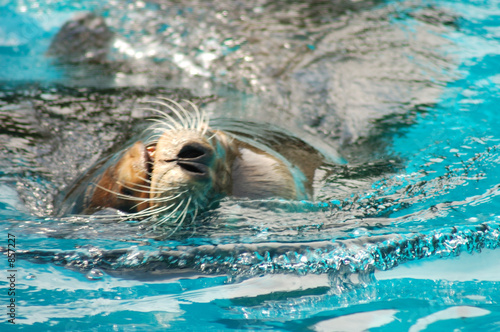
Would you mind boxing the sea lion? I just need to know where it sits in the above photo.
[57,99,326,225]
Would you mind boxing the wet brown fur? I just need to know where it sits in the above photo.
[86,141,151,214]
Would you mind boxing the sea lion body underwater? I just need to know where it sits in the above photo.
[57,99,326,224]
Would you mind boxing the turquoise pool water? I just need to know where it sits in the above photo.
[2,0,500,330]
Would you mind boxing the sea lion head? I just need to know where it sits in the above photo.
[64,98,324,232]
[88,99,235,226]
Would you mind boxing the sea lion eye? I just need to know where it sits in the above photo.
[121,187,134,197]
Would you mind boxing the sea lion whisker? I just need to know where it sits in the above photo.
[150,188,187,200]
[149,100,190,130]
[139,106,177,123]
[146,120,174,131]
[201,117,210,136]
[160,98,196,130]
[143,203,174,214]
[116,180,153,192]
[91,182,167,202]
[89,184,136,201]
[147,118,178,132]
[73,190,185,220]
[156,192,191,206]
[153,199,186,228]
[91,183,128,197]
[192,206,199,227]
[140,202,175,215]
[146,125,166,133]
[142,109,183,130]
[120,174,156,189]
[138,126,164,144]
[206,131,218,141]
[183,99,203,132]
[162,196,192,236]
[183,99,200,129]
[151,203,179,216]
[120,184,154,194]
[148,117,181,130]
[127,210,163,222]
[141,106,184,130]
[140,193,185,205]
[122,197,153,212]
[136,199,188,219]
[134,203,177,219]
[116,193,151,202]
[128,192,185,208]
[196,109,210,136]
[199,112,209,135]
[144,133,165,145]
[137,190,188,208]
[176,99,200,132]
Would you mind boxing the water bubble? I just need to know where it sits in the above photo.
[86,268,104,280]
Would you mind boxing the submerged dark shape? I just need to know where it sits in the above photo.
[46,12,114,64]
[57,99,327,227]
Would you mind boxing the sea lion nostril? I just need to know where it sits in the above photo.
[178,161,206,174]
[178,144,207,159]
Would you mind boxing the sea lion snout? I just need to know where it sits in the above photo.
[149,129,225,209]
